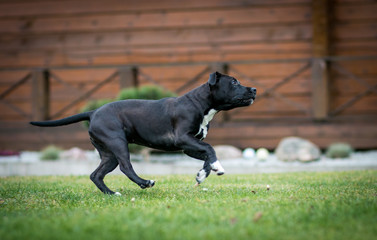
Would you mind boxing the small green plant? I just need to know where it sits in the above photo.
[116,85,176,101]
[326,142,353,158]
[80,99,112,113]
[80,85,176,118]
[40,145,62,161]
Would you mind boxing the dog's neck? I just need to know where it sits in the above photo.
[183,83,217,114]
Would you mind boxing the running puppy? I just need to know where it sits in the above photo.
[31,72,256,195]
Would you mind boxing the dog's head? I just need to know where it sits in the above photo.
[208,72,256,111]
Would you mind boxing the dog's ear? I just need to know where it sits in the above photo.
[208,71,221,86]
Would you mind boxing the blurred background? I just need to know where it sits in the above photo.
[0,0,376,152]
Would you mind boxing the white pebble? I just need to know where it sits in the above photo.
[256,148,270,161]
[243,148,255,159]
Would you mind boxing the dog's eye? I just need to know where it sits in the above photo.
[231,79,239,85]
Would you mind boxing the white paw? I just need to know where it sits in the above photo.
[114,192,122,196]
[148,180,155,188]
[210,160,225,175]
[196,169,207,184]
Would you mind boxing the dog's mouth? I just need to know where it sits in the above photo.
[240,97,255,105]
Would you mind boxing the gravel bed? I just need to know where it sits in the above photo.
[0,150,376,176]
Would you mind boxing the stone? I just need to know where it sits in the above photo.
[60,147,87,161]
[242,148,255,159]
[256,148,270,161]
[325,143,353,159]
[213,145,242,159]
[275,137,321,162]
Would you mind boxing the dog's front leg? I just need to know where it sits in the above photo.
[176,135,225,184]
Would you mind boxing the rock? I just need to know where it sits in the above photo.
[326,143,353,159]
[275,137,320,162]
[256,148,270,161]
[60,147,87,161]
[214,145,242,159]
[242,148,255,159]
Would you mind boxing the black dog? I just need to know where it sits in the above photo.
[31,72,256,195]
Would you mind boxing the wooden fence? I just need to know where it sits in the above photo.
[0,0,376,150]
[1,56,376,150]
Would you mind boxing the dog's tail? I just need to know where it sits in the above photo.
[30,111,94,127]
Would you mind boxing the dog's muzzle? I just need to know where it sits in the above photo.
[249,87,257,97]
[242,87,256,105]
[249,87,257,104]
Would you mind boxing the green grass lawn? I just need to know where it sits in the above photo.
[0,171,376,240]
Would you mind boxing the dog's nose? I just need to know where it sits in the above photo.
[250,87,257,95]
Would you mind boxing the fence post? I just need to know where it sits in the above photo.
[211,63,228,75]
[119,66,138,90]
[311,0,330,120]
[32,69,50,121]
[311,59,329,120]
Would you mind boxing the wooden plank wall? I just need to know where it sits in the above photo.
[0,0,313,121]
[331,0,377,117]
[0,0,376,151]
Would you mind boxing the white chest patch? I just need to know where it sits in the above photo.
[195,109,218,140]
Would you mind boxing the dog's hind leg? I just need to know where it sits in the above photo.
[195,160,212,185]
[89,119,154,190]
[102,136,155,189]
[90,147,119,195]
